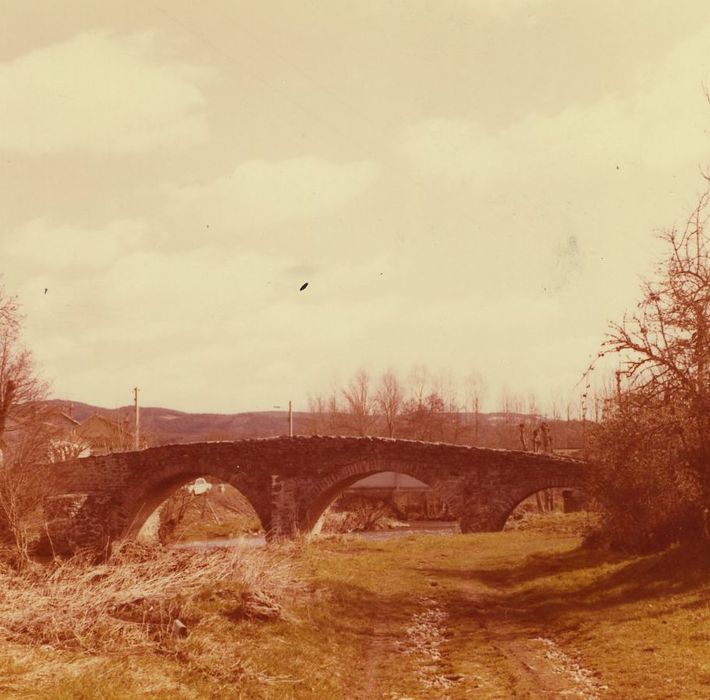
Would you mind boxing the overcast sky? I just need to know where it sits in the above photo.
[2,0,710,413]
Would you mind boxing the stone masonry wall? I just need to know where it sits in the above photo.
[39,436,588,552]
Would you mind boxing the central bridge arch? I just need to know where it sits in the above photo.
[40,436,588,553]
[295,460,448,534]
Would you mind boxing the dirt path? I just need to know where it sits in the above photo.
[356,620,399,699]
[479,614,604,699]
[355,583,605,699]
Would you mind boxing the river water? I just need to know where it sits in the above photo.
[175,520,459,549]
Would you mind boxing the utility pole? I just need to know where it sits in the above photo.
[133,387,140,450]
[288,400,293,437]
[580,393,587,454]
[474,396,479,445]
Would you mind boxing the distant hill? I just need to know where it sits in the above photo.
[45,399,300,444]
[45,399,586,452]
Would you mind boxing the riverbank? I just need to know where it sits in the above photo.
[1,525,707,698]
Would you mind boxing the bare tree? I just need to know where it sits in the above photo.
[0,283,51,564]
[374,370,404,438]
[341,370,376,436]
[0,289,48,449]
[407,365,431,406]
[527,392,539,421]
[402,391,446,441]
[465,372,486,445]
[599,188,710,543]
[432,373,466,444]
[497,388,524,449]
[306,389,340,435]
[307,393,328,434]
[0,419,52,562]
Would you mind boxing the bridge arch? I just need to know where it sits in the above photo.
[486,477,588,532]
[120,465,268,542]
[298,461,450,534]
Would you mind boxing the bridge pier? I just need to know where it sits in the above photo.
[268,475,304,539]
[440,480,505,533]
[37,492,120,556]
[457,505,506,533]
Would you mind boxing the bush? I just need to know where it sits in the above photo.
[588,397,702,552]
[320,500,405,534]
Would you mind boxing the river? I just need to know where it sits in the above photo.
[175,520,459,548]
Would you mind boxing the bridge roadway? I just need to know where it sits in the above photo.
[39,435,587,554]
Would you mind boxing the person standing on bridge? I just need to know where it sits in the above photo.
[532,427,541,453]
[518,423,528,451]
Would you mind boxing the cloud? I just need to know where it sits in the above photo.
[8,7,710,414]
[398,22,710,291]
[388,21,710,402]
[13,240,398,411]
[399,20,710,189]
[168,157,378,230]
[399,21,710,185]
[399,90,704,190]
[399,118,504,185]
[0,32,208,154]
[1,219,146,271]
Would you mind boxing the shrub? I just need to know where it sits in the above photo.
[588,396,702,551]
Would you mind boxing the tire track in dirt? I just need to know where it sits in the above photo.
[464,594,607,699]
[351,579,606,698]
[352,596,469,699]
[358,595,509,699]
[356,621,397,699]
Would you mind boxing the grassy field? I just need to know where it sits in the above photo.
[0,519,708,698]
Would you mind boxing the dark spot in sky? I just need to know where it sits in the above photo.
[299,282,309,291]
[44,288,48,294]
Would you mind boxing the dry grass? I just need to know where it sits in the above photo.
[2,522,706,698]
[505,510,598,536]
[0,542,300,655]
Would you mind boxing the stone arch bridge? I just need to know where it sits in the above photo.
[40,436,587,553]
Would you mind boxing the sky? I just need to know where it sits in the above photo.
[2,0,710,414]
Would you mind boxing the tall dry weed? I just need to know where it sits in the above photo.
[0,543,300,655]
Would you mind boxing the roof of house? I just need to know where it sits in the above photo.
[41,408,81,434]
[77,413,130,440]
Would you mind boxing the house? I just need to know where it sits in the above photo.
[42,408,90,461]
[42,409,80,436]
[76,413,135,455]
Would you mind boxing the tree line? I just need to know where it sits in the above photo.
[306,367,585,450]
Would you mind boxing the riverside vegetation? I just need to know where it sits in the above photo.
[0,514,707,699]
